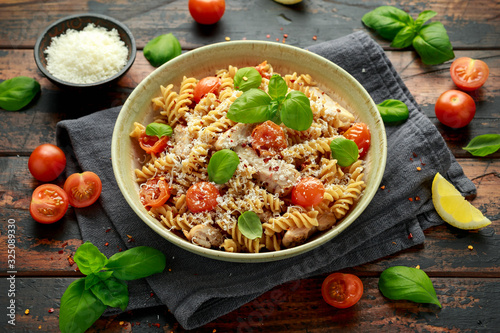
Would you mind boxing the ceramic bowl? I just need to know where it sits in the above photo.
[112,41,387,262]
[34,13,136,88]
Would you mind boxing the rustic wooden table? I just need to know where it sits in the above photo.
[1,0,499,332]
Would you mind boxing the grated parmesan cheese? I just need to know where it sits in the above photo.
[45,23,129,84]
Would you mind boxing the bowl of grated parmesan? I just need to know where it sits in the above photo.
[34,13,136,88]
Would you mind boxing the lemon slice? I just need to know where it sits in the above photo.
[273,0,303,4]
[432,172,491,229]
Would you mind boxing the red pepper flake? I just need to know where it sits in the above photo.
[105,242,109,247]
[48,308,55,313]
[61,242,68,248]
[283,34,288,38]
[105,228,112,233]
[242,143,247,148]
[266,34,270,38]
[118,248,123,252]
[280,27,283,31]
[150,292,155,297]
[409,157,413,161]
[408,233,413,239]
[152,323,161,328]
[276,38,279,42]
[68,256,75,266]
[408,197,413,202]
[415,196,421,201]
[263,157,271,163]
[213,330,217,333]
[413,152,418,158]
[242,37,247,40]
[312,35,317,41]
[282,38,286,43]
[416,167,422,171]
[380,185,385,190]
[58,250,64,254]
[273,166,279,171]
[269,166,272,171]
[420,158,426,166]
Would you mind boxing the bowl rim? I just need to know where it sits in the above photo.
[34,13,136,88]
[112,40,387,262]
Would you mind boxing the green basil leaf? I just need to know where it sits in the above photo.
[238,211,263,240]
[379,266,442,308]
[391,26,417,48]
[234,67,262,91]
[362,6,414,40]
[330,137,359,167]
[85,271,114,290]
[207,149,240,184]
[412,22,455,65]
[268,100,282,125]
[463,134,500,157]
[145,123,173,139]
[268,74,289,101]
[59,278,107,333]
[73,242,108,276]
[280,90,313,131]
[0,76,40,111]
[105,246,166,281]
[143,33,182,67]
[227,89,272,124]
[377,99,409,123]
[90,277,129,311]
[415,10,437,30]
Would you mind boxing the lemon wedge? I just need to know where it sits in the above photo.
[432,172,491,229]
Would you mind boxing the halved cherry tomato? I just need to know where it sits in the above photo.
[450,57,490,91]
[28,143,66,182]
[30,184,69,224]
[251,120,287,157]
[63,171,103,208]
[291,177,325,207]
[255,61,271,79]
[321,273,363,309]
[186,182,219,213]
[140,177,171,208]
[343,123,371,158]
[188,0,225,25]
[139,132,169,154]
[194,76,221,103]
[435,90,476,128]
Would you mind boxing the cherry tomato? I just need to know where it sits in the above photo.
[186,182,219,213]
[188,0,225,25]
[450,57,490,91]
[194,76,221,103]
[63,171,103,208]
[321,273,363,309]
[251,120,288,157]
[343,123,371,159]
[255,61,271,79]
[139,132,169,154]
[140,177,171,208]
[28,144,66,182]
[435,90,476,128]
[291,177,325,207]
[30,184,69,224]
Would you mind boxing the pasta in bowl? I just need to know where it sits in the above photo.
[112,41,386,262]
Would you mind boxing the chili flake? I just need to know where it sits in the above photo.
[283,34,288,38]
[408,232,413,239]
[413,152,418,158]
[68,256,75,266]
[48,308,55,313]
[380,185,386,190]
[312,35,317,41]
[266,34,270,38]
[105,242,109,247]
[276,38,279,42]
[416,167,422,171]
[415,196,421,201]
[408,197,414,202]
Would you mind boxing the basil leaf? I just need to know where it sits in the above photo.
[362,6,414,40]
[391,26,416,48]
[379,266,441,308]
[238,211,263,240]
[415,10,437,30]
[0,76,40,111]
[268,74,289,101]
[268,100,282,125]
[463,134,500,157]
[227,89,272,124]
[330,137,359,167]
[73,241,108,276]
[413,22,455,65]
[59,278,107,333]
[145,123,173,139]
[377,99,409,123]
[234,67,262,91]
[280,90,313,131]
[85,271,114,290]
[105,246,166,281]
[90,277,129,311]
[143,33,181,67]
[207,149,240,184]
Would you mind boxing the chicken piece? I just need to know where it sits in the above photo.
[183,225,223,249]
[214,123,253,151]
[317,212,336,231]
[172,125,192,159]
[309,87,355,130]
[282,226,317,248]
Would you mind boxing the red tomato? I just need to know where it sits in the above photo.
[291,177,325,207]
[321,273,363,309]
[435,90,476,128]
[30,184,69,224]
[343,123,371,158]
[186,182,219,213]
[194,76,221,103]
[139,132,169,154]
[450,57,489,91]
[251,120,288,157]
[255,61,271,79]
[63,171,103,208]
[28,144,66,182]
[188,0,225,25]
[140,177,171,208]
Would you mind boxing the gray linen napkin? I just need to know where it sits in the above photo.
[56,31,476,330]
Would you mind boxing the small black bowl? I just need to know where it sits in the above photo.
[34,13,136,88]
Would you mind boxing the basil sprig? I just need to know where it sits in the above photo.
[0,76,40,111]
[227,74,313,131]
[379,266,441,308]
[362,6,454,65]
[146,122,173,139]
[207,149,240,184]
[330,137,359,167]
[59,242,166,333]
[377,99,409,123]
[238,211,263,240]
[463,134,500,157]
[234,67,262,91]
[144,33,182,67]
